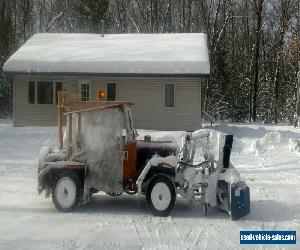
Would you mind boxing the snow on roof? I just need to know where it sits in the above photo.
[3,33,210,76]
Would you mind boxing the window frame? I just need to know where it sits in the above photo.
[27,80,63,105]
[106,82,117,101]
[79,81,91,102]
[164,83,175,109]
[55,82,63,105]
[28,81,36,104]
[37,81,54,105]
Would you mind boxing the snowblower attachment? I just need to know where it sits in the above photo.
[137,131,250,219]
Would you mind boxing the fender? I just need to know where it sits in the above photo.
[136,155,179,196]
[38,161,85,193]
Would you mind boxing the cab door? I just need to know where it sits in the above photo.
[123,142,137,182]
[122,105,137,183]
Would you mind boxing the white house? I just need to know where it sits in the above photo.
[3,33,210,131]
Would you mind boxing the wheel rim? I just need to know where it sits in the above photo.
[151,182,171,211]
[55,177,77,209]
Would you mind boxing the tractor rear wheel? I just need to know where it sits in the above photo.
[52,171,82,212]
[146,175,176,217]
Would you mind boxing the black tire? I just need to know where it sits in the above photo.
[146,175,176,217]
[52,170,82,212]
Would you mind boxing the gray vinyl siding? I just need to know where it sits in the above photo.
[13,75,202,131]
[14,76,57,126]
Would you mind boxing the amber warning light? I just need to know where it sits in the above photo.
[97,89,105,100]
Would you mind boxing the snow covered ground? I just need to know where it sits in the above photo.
[0,120,299,249]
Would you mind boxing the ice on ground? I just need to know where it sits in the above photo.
[0,120,299,249]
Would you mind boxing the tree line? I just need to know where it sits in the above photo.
[0,0,299,124]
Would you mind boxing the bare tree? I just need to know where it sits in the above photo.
[252,0,264,122]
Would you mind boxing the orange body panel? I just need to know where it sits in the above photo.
[123,142,137,182]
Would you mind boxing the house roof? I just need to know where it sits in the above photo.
[3,33,210,76]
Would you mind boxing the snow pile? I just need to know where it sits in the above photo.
[137,125,300,164]
[210,124,300,155]
[292,139,300,154]
[254,131,298,154]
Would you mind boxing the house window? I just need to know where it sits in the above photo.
[37,81,53,104]
[28,81,35,104]
[107,82,116,101]
[55,82,62,104]
[28,81,62,104]
[80,83,90,101]
[164,84,175,108]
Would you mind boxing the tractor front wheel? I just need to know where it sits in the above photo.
[52,171,82,212]
[146,175,176,217]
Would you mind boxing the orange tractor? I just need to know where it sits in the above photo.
[38,92,178,214]
[38,92,250,219]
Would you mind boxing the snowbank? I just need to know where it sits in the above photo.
[211,124,300,155]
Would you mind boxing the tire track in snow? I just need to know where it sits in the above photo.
[132,214,186,250]
[168,214,240,250]
[182,227,205,249]
[195,220,238,249]
[170,216,187,249]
